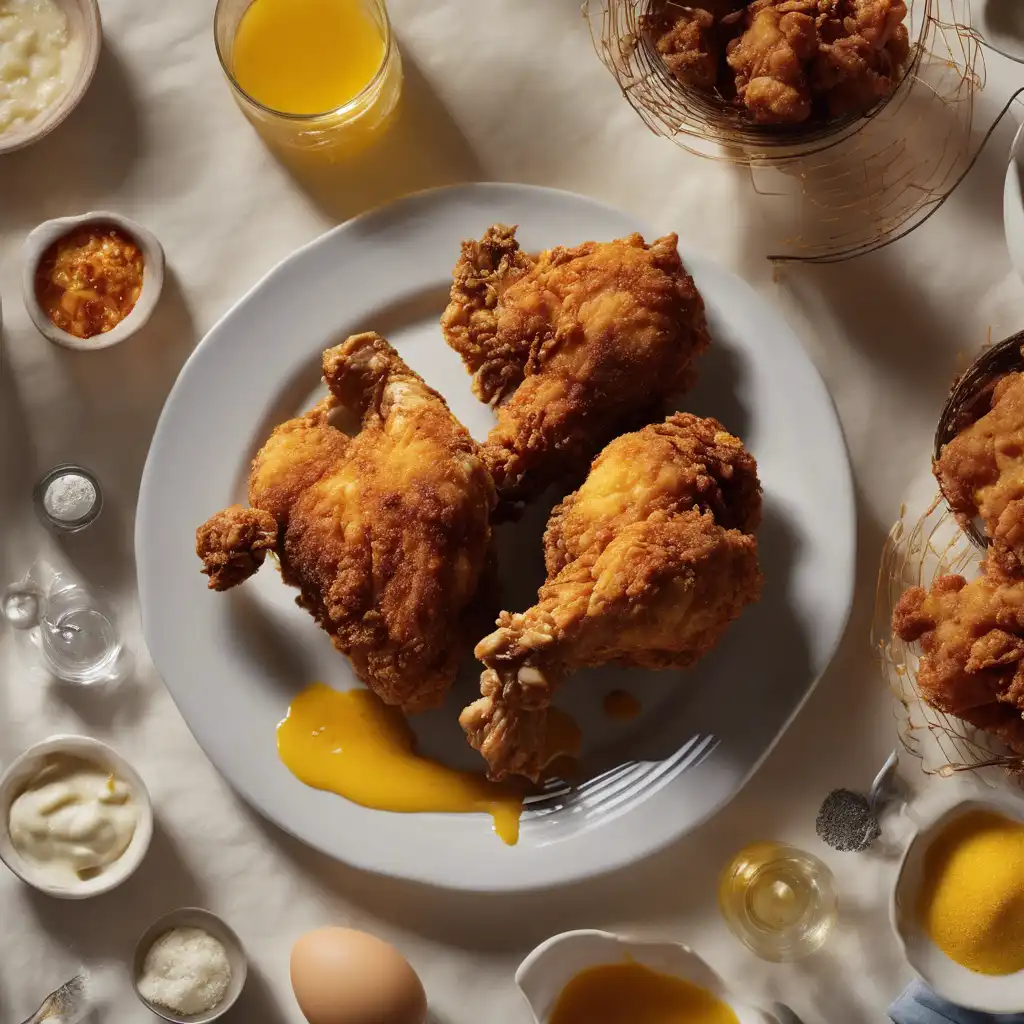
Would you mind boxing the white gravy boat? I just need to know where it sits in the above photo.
[515,929,779,1023]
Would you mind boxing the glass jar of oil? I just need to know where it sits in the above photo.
[718,842,837,961]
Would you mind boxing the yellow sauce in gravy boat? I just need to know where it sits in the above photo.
[516,930,779,1024]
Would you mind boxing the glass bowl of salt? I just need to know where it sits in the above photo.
[33,464,102,533]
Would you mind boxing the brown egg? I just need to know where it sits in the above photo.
[290,927,427,1024]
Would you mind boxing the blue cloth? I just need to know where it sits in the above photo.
[889,981,1024,1023]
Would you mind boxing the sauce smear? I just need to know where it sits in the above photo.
[603,689,642,721]
[277,683,524,844]
[232,0,385,115]
[549,963,739,1024]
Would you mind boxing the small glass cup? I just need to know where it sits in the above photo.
[719,842,838,962]
[39,582,123,686]
[214,0,403,154]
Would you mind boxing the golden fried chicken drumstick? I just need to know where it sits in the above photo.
[893,571,1024,755]
[196,332,496,713]
[460,413,763,781]
[935,372,1024,576]
[441,225,710,509]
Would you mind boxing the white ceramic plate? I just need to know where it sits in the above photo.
[137,184,855,891]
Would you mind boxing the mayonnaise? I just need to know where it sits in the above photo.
[8,755,138,884]
[0,0,72,135]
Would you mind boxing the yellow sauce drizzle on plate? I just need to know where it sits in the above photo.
[277,683,524,844]
[549,962,739,1024]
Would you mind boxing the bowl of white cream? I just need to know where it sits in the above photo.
[0,0,102,156]
[0,734,153,897]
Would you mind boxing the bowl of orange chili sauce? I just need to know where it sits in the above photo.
[21,211,164,351]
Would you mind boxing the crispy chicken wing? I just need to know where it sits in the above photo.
[196,332,496,713]
[935,372,1024,576]
[893,570,1024,755]
[460,413,763,780]
[441,226,710,510]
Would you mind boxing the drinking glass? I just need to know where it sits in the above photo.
[719,842,838,961]
[214,0,403,153]
[39,582,123,686]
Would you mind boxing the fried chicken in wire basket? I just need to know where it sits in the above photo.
[645,0,910,125]
[935,371,1024,578]
[893,569,1024,757]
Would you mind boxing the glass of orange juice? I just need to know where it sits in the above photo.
[214,0,402,153]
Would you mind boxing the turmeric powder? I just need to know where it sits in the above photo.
[918,809,1024,975]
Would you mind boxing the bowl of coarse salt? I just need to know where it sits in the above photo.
[133,908,247,1023]
[33,464,102,533]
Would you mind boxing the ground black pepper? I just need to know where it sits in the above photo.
[815,788,881,852]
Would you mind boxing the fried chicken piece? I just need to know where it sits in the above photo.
[460,414,763,780]
[812,11,908,117]
[893,571,1024,755]
[544,411,763,574]
[196,332,496,713]
[727,0,818,123]
[645,0,741,90]
[649,0,909,122]
[935,373,1024,576]
[722,0,908,122]
[197,506,278,591]
[844,0,908,48]
[441,226,710,509]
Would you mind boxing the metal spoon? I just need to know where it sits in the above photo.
[771,1003,807,1024]
[868,749,901,817]
[20,974,91,1024]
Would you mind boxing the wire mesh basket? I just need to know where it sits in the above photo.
[586,0,998,262]
[873,495,1024,776]
[875,332,1024,779]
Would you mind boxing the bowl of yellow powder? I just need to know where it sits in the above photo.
[892,795,1024,1013]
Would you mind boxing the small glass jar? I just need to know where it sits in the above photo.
[214,0,403,154]
[719,842,838,962]
[39,581,123,686]
[33,464,103,534]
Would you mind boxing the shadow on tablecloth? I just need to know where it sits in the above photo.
[266,53,483,225]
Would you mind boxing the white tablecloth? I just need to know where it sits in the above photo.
[4,2,1024,1021]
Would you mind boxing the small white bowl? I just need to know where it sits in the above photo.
[516,930,778,1024]
[0,0,102,156]
[21,211,165,350]
[0,734,154,898]
[891,793,1024,1014]
[133,908,248,1023]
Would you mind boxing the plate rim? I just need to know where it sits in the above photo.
[137,182,856,891]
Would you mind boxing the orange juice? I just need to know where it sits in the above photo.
[232,0,386,115]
